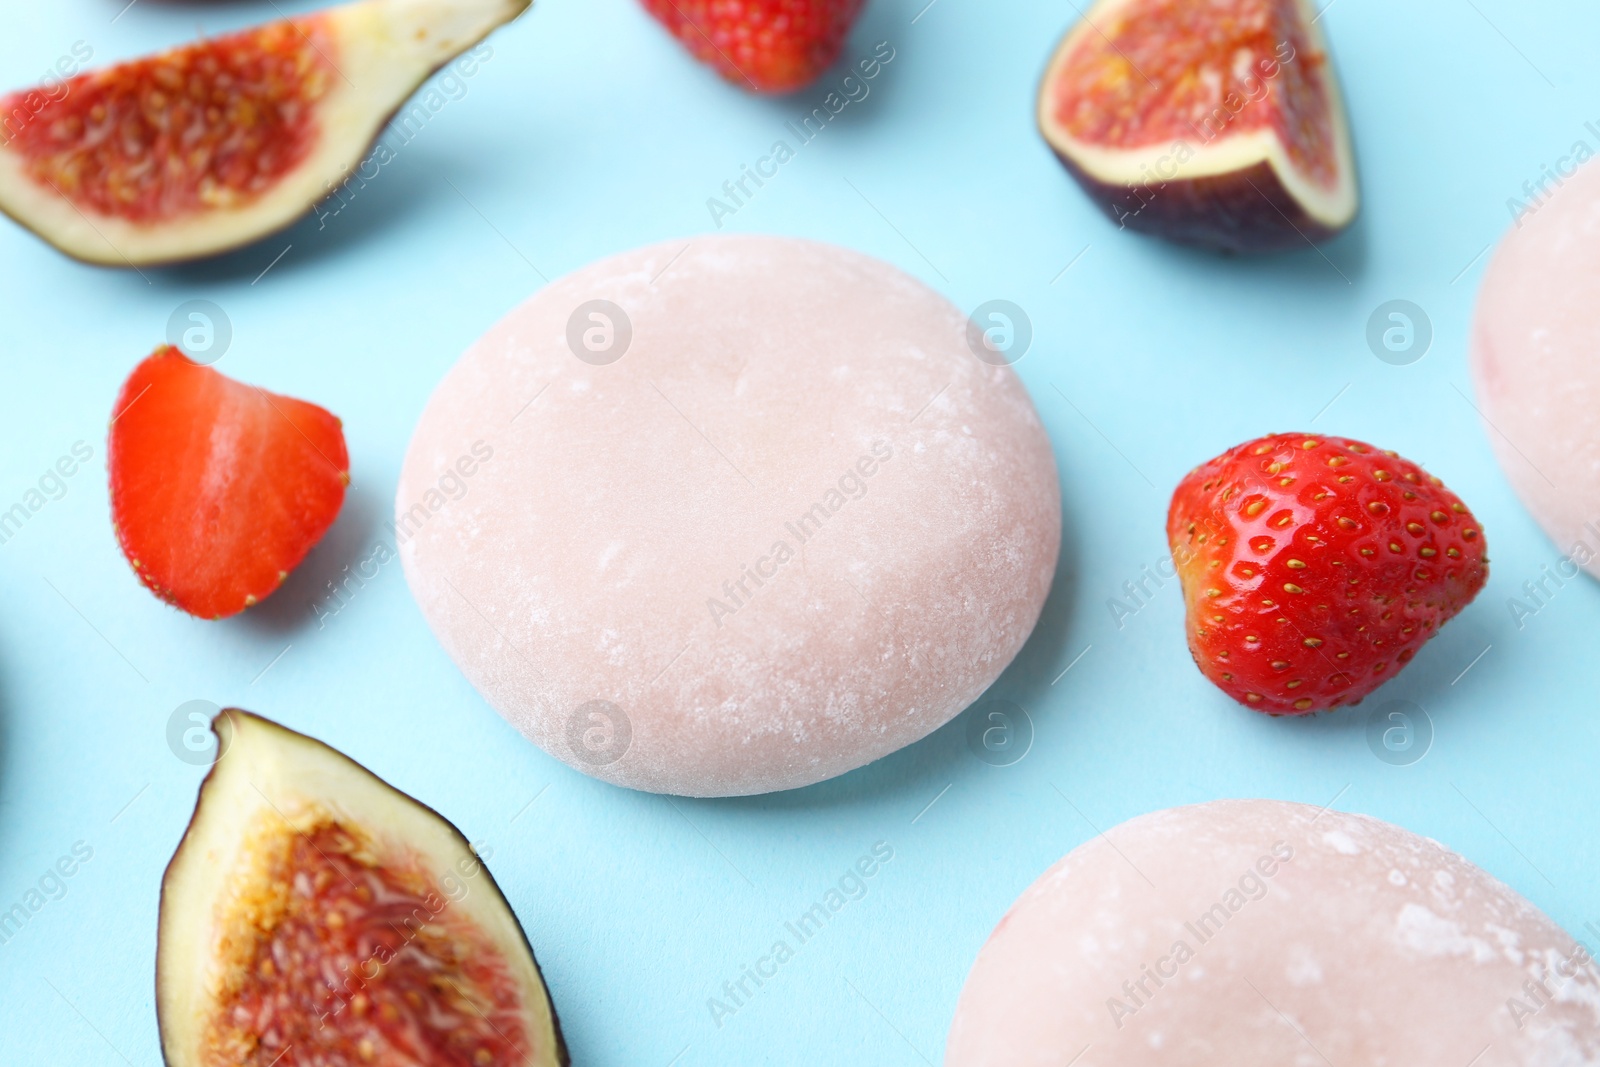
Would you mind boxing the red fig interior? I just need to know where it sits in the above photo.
[0,0,529,266]
[1037,0,1357,252]
[156,710,567,1067]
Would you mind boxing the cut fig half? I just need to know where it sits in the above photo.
[157,709,567,1067]
[0,0,529,267]
[1037,0,1358,253]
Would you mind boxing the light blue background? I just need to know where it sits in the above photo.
[1,0,1597,1062]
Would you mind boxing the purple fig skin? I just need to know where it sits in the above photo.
[1052,150,1352,255]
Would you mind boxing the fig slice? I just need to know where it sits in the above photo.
[157,709,567,1067]
[1037,0,1358,253]
[0,0,528,267]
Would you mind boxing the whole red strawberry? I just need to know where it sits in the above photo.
[639,0,865,93]
[109,347,349,619]
[1167,433,1487,714]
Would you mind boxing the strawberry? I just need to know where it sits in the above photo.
[108,347,349,620]
[638,0,865,93]
[1167,433,1487,715]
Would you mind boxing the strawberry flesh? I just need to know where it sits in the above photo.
[638,0,865,93]
[1167,433,1487,714]
[108,347,349,620]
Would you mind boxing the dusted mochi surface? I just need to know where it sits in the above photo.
[947,799,1600,1067]
[1473,158,1600,578]
[398,235,1060,796]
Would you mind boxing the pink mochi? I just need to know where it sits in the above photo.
[1473,159,1600,577]
[397,235,1060,796]
[947,799,1600,1066]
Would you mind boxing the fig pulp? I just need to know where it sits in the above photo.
[0,0,529,266]
[1037,0,1358,253]
[157,710,567,1067]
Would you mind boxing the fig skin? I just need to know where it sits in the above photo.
[1052,153,1347,255]
[155,709,569,1067]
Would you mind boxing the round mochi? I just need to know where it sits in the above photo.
[1473,158,1600,578]
[947,799,1600,1066]
[398,235,1060,796]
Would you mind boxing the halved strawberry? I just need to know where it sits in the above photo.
[638,0,866,93]
[108,347,349,619]
[1167,433,1488,714]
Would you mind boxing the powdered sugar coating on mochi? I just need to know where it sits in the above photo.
[1473,158,1600,579]
[398,235,1061,796]
[947,799,1600,1067]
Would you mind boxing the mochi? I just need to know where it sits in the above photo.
[1473,159,1600,578]
[947,799,1600,1066]
[398,235,1060,796]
